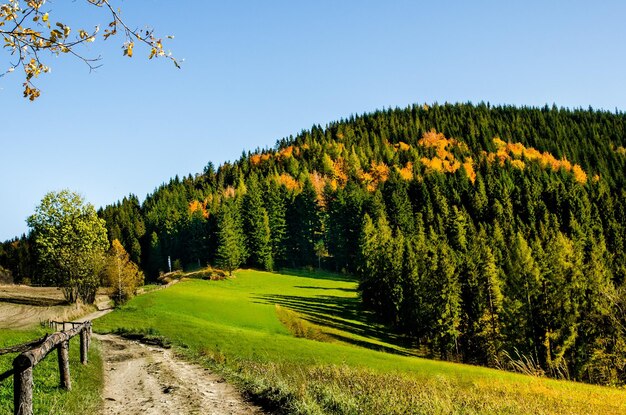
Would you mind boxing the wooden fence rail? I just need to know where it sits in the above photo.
[0,336,50,383]
[6,320,92,415]
[0,336,49,357]
[44,320,85,332]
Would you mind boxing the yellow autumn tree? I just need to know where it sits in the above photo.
[370,161,390,183]
[309,171,327,205]
[397,162,413,181]
[462,158,477,183]
[189,199,209,218]
[102,239,144,305]
[277,172,300,191]
[0,0,178,100]
[572,164,588,184]
[277,145,294,159]
[250,154,263,165]
[332,158,349,187]
[488,138,588,184]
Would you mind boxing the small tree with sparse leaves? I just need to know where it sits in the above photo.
[102,239,144,305]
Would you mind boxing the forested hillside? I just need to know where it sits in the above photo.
[2,102,626,385]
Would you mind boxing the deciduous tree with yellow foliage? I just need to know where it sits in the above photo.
[102,238,144,305]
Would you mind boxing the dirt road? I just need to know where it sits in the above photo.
[98,334,263,415]
[1,283,260,414]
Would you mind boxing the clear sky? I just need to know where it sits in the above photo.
[1,0,625,240]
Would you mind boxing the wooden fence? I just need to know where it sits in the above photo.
[0,321,92,415]
[44,320,86,332]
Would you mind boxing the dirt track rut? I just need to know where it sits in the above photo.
[98,334,263,415]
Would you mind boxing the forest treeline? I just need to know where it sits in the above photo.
[2,102,626,385]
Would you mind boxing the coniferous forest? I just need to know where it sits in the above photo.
[2,102,626,385]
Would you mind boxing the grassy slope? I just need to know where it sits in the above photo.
[95,270,626,415]
[0,328,102,415]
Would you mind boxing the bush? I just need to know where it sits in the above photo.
[184,267,229,281]
[157,270,183,285]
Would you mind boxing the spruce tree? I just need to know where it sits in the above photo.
[433,239,461,359]
[289,178,322,267]
[243,175,273,270]
[148,231,163,277]
[387,179,415,235]
[357,214,380,311]
[477,231,504,366]
[186,208,208,269]
[264,179,288,268]
[216,201,246,275]
[503,231,542,359]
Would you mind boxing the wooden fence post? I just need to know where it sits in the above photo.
[13,357,33,415]
[80,328,88,365]
[57,341,71,390]
[11,321,90,414]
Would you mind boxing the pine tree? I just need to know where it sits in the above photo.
[503,231,542,360]
[387,179,415,235]
[288,178,322,267]
[471,175,488,221]
[148,231,163,277]
[186,208,208,269]
[264,179,288,268]
[461,228,504,365]
[448,205,469,251]
[477,231,504,366]
[258,210,273,270]
[399,234,422,337]
[216,201,246,275]
[574,227,614,380]
[541,230,585,377]
[368,188,387,222]
[357,214,380,311]
[433,239,461,359]
[243,175,273,270]
[380,225,404,324]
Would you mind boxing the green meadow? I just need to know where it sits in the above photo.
[95,269,626,414]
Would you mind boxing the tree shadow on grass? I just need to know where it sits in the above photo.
[274,268,357,283]
[293,286,355,293]
[254,293,418,357]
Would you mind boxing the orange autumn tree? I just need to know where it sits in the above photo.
[102,239,144,305]
[490,137,588,184]
[277,172,300,191]
[417,130,475,183]
[189,199,209,219]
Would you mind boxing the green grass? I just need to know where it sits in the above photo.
[138,283,162,293]
[0,328,102,415]
[95,269,626,414]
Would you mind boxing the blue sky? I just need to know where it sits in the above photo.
[1,0,625,240]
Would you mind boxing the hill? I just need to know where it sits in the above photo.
[2,102,626,385]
